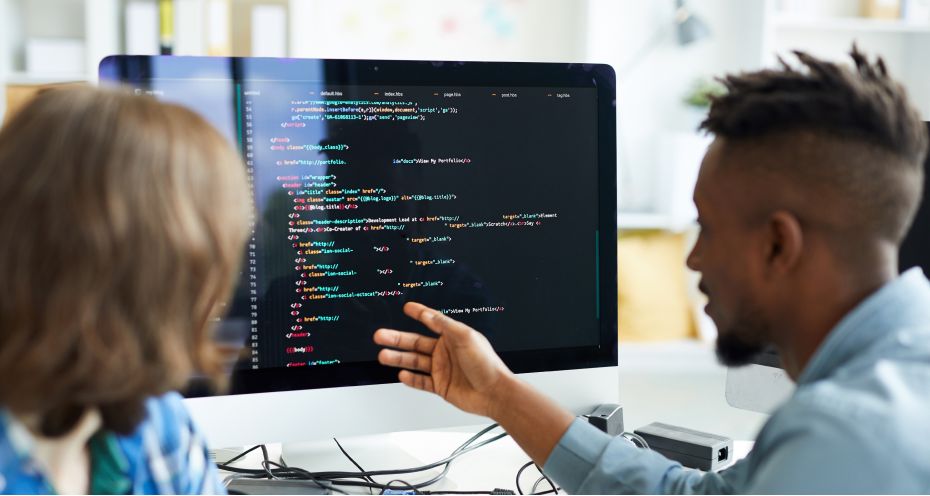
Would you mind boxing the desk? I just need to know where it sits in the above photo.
[220,424,754,494]
[222,425,538,494]
[220,342,762,493]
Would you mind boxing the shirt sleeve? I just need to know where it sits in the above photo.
[543,418,751,494]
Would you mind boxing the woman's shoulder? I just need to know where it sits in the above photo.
[120,392,225,494]
[142,392,195,447]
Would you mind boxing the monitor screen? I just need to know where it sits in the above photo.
[899,122,930,274]
[99,56,618,397]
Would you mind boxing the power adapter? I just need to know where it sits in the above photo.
[633,422,733,471]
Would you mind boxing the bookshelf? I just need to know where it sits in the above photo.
[0,0,118,85]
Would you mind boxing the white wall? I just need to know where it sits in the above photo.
[288,0,587,62]
[587,0,767,216]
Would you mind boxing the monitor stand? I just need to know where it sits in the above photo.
[281,429,467,491]
[215,430,470,493]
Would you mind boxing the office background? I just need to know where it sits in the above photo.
[2,0,929,440]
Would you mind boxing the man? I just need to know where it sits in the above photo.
[373,47,930,493]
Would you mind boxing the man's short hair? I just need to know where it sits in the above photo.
[700,46,929,244]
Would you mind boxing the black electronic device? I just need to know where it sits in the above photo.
[634,422,732,471]
[584,403,624,436]
[899,122,930,274]
[100,56,617,391]
[99,55,619,448]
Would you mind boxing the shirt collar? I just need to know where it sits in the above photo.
[0,409,53,493]
[797,267,930,385]
[0,409,36,462]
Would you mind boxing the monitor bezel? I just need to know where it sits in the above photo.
[99,55,619,395]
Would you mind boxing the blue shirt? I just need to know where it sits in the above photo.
[0,392,225,494]
[544,268,930,494]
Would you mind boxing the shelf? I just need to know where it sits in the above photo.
[617,212,695,231]
[773,16,930,33]
[3,71,89,85]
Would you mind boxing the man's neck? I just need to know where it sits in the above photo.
[777,259,897,380]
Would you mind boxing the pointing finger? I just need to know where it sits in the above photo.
[403,301,472,338]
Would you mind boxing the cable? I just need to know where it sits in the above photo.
[531,477,546,494]
[622,431,650,449]
[531,477,544,494]
[515,461,534,495]
[222,445,264,466]
[381,479,421,494]
[515,461,557,495]
[259,445,274,479]
[218,445,274,481]
[261,459,350,495]
[218,424,510,493]
[536,469,557,495]
[333,437,375,494]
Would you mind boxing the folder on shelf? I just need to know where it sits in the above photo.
[175,0,206,55]
[251,4,287,57]
[126,1,159,55]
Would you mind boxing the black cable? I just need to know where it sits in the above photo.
[261,459,350,495]
[515,461,534,495]
[216,444,272,477]
[515,461,557,495]
[312,429,507,480]
[334,437,375,494]
[324,427,506,491]
[219,436,500,488]
[222,445,264,466]
[259,445,275,480]
[536,467,557,495]
[218,424,508,493]
[531,476,545,494]
[381,479,421,494]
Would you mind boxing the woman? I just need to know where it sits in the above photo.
[0,86,251,494]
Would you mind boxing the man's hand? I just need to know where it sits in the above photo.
[373,301,514,418]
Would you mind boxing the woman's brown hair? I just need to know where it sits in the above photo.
[0,86,251,436]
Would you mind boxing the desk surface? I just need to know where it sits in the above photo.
[219,342,763,493]
[220,424,754,494]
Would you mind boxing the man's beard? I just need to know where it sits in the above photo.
[714,304,769,366]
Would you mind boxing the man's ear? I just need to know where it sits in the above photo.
[764,210,803,274]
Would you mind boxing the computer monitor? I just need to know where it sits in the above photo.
[726,121,930,414]
[725,348,793,414]
[99,56,619,448]
[898,122,930,274]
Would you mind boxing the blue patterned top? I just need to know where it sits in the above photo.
[0,392,225,494]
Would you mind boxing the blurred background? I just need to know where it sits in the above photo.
[2,0,929,438]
